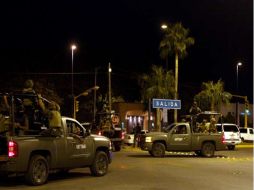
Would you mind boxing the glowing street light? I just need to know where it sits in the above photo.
[161,24,168,30]
[236,62,242,126]
[71,44,77,118]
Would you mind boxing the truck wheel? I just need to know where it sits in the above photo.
[227,145,235,150]
[25,155,49,186]
[90,151,108,177]
[201,142,215,157]
[151,142,165,157]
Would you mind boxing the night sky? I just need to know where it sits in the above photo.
[0,0,253,103]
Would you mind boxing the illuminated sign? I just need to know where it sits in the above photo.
[152,98,181,109]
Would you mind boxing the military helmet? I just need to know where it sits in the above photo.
[24,80,34,88]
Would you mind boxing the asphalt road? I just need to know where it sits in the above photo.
[0,144,253,190]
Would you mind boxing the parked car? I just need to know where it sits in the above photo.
[239,127,254,142]
[123,130,148,146]
[216,123,242,150]
[123,132,134,145]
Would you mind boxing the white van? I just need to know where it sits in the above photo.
[239,127,254,142]
[216,123,241,150]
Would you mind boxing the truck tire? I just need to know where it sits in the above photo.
[25,155,49,186]
[151,142,165,157]
[201,142,215,157]
[227,145,235,150]
[90,151,108,177]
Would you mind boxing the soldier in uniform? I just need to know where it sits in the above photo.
[189,101,202,132]
[40,101,62,137]
[198,119,208,133]
[209,117,217,133]
[133,123,142,147]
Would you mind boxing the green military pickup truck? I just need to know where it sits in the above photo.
[0,93,112,186]
[140,122,226,158]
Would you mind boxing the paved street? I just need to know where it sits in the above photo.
[0,144,253,190]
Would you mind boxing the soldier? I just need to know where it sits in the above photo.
[133,123,142,147]
[198,119,208,133]
[40,101,62,137]
[209,117,217,133]
[189,101,202,132]
[22,79,46,130]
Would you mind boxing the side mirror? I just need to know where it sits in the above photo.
[83,129,91,137]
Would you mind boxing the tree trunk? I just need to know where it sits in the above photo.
[156,108,162,131]
[210,96,215,111]
[174,52,179,123]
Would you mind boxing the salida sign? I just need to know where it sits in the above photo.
[152,98,181,109]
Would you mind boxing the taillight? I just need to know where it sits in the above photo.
[222,134,226,144]
[8,141,18,158]
[121,132,125,140]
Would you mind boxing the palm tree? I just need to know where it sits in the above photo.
[160,22,195,122]
[139,65,175,131]
[194,80,232,111]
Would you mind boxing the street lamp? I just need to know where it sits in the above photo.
[161,24,168,30]
[71,44,77,118]
[108,62,112,115]
[73,86,100,119]
[236,62,242,126]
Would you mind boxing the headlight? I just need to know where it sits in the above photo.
[145,137,152,143]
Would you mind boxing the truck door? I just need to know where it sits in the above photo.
[65,120,93,167]
[167,124,191,151]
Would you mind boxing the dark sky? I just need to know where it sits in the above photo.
[0,0,253,102]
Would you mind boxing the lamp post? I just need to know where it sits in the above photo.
[236,62,242,126]
[108,62,112,115]
[93,67,100,123]
[71,44,77,118]
[73,86,100,119]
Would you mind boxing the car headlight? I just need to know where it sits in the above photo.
[145,137,152,143]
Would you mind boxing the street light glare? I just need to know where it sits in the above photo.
[237,62,242,66]
[71,45,77,50]
[161,24,168,29]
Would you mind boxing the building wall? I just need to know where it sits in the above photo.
[112,102,155,133]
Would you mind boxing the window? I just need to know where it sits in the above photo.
[173,125,187,134]
[223,125,239,132]
[240,128,247,133]
[66,120,84,137]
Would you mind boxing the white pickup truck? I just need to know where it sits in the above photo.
[239,127,254,142]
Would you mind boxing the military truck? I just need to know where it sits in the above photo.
[139,122,226,157]
[0,93,112,185]
[93,112,123,151]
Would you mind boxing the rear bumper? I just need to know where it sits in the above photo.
[0,160,17,174]
[223,140,242,146]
